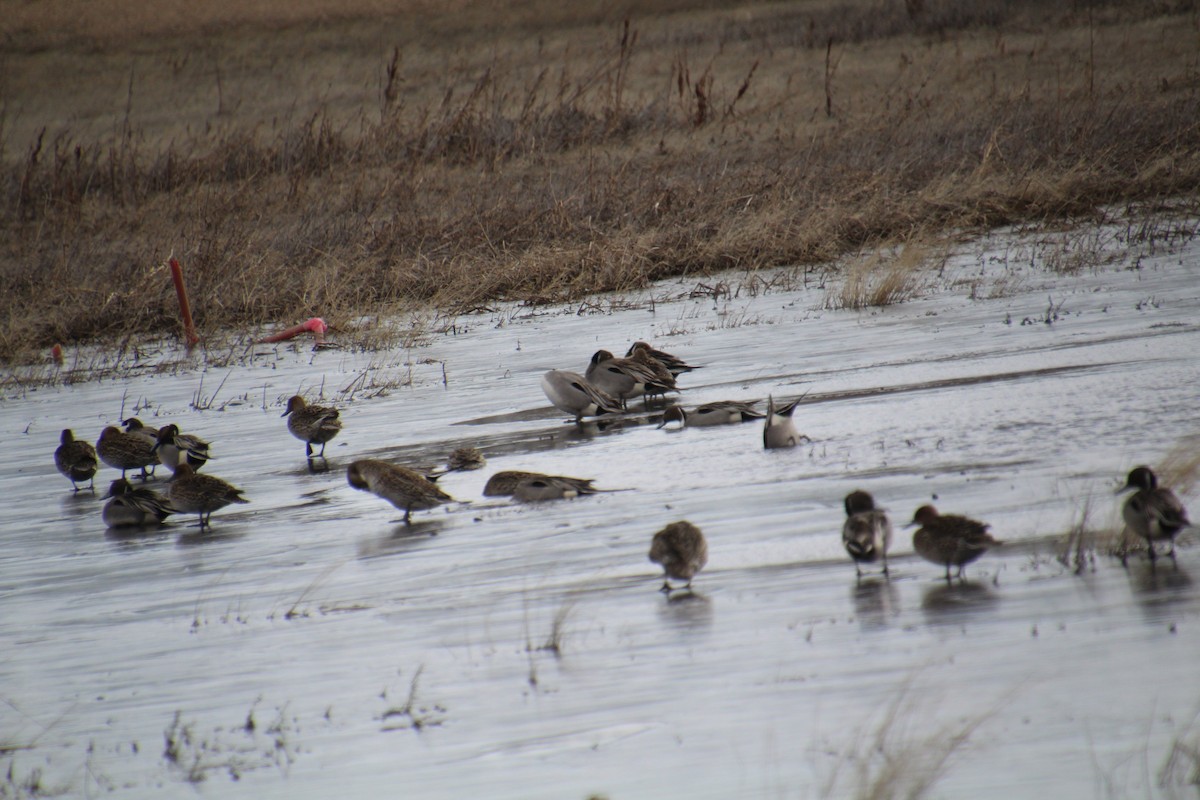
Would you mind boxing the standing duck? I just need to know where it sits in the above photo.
[842,490,893,577]
[1118,465,1191,565]
[55,429,98,492]
[909,505,1000,582]
[282,395,342,459]
[168,463,248,529]
[152,424,211,474]
[96,426,160,480]
[649,521,709,593]
[347,459,454,524]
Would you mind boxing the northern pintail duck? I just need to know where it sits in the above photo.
[1118,465,1191,564]
[512,476,587,502]
[282,395,342,459]
[658,401,763,429]
[152,423,211,474]
[585,349,676,405]
[55,429,98,491]
[347,459,454,523]
[102,478,174,527]
[168,463,248,529]
[96,426,160,480]
[625,341,700,377]
[649,520,708,592]
[908,504,1000,582]
[842,490,893,577]
[122,417,161,444]
[762,395,806,449]
[541,370,623,420]
[482,470,599,497]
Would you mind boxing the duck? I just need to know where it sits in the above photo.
[540,370,623,420]
[122,417,161,444]
[1118,465,1191,564]
[282,395,342,459]
[842,490,893,577]
[152,423,211,474]
[96,426,160,480]
[628,347,679,397]
[512,476,587,502]
[649,520,708,592]
[762,395,806,449]
[102,478,174,527]
[482,470,599,497]
[658,400,764,429]
[908,504,1000,582]
[347,459,454,523]
[625,341,700,377]
[585,350,676,405]
[168,463,248,529]
[428,447,486,480]
[55,429,98,491]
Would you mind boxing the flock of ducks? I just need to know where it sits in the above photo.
[52,343,1192,590]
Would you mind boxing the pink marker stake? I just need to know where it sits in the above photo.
[259,317,328,344]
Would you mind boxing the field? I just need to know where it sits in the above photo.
[2,0,1199,363]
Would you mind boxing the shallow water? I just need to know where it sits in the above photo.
[2,220,1199,798]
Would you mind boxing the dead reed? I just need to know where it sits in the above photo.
[2,0,1199,363]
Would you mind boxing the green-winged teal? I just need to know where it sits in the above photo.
[625,341,700,377]
[482,470,598,498]
[649,520,708,592]
[541,370,622,420]
[55,429,98,491]
[1118,465,1191,564]
[168,463,248,529]
[102,478,174,527]
[96,426,160,480]
[152,423,211,474]
[909,504,1000,582]
[842,490,893,577]
[658,401,763,429]
[282,395,342,459]
[762,395,806,449]
[428,447,486,480]
[347,459,454,523]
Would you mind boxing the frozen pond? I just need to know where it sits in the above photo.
[2,217,1199,798]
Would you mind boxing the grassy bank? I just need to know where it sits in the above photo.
[2,0,1199,362]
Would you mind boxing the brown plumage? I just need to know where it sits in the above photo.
[625,341,701,377]
[282,395,342,459]
[909,505,1000,582]
[96,426,160,480]
[347,459,454,523]
[649,521,708,592]
[585,349,676,405]
[55,429,98,492]
[482,470,598,498]
[168,463,248,529]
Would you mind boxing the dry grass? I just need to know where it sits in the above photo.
[827,238,936,310]
[2,0,1200,362]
